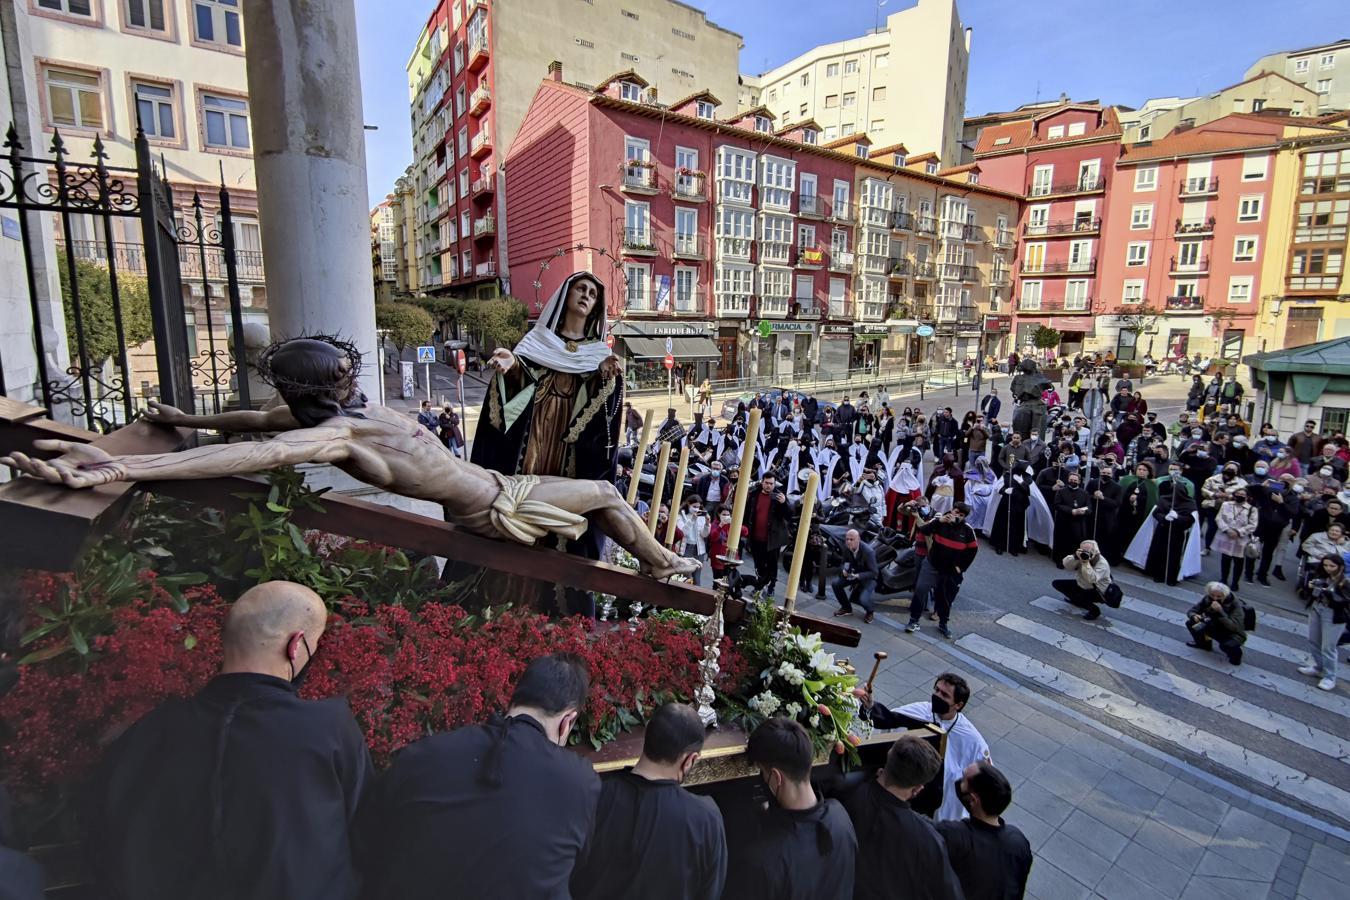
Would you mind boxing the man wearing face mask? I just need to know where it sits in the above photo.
[1202,464,1246,554]
[572,703,726,900]
[369,653,601,900]
[841,736,964,900]
[936,763,1034,900]
[860,673,992,823]
[1180,441,1217,503]
[90,582,373,900]
[1249,476,1301,586]
[1127,466,1201,586]
[723,718,857,900]
[1052,470,1092,566]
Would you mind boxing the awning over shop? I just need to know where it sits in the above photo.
[1244,336,1350,403]
[621,336,722,359]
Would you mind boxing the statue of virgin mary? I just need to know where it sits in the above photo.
[471,271,624,482]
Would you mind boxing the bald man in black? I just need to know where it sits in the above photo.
[89,581,373,900]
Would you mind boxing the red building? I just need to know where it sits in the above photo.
[1098,116,1283,362]
[974,104,1124,356]
[504,65,865,384]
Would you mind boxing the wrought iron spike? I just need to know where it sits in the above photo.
[50,130,66,157]
[4,123,20,152]
[91,134,107,160]
[218,159,226,188]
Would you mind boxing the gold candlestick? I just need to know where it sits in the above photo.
[625,408,655,507]
[647,439,673,537]
[664,442,691,549]
[782,470,820,618]
[724,408,762,560]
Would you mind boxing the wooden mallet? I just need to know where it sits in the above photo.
[864,650,887,695]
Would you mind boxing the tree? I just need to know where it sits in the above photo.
[1117,304,1161,340]
[415,295,528,357]
[58,258,154,368]
[375,301,435,356]
[1031,325,1063,350]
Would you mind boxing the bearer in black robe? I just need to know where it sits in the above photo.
[1087,463,1124,564]
[89,582,373,900]
[1142,480,1199,586]
[367,654,601,900]
[1052,470,1092,566]
[988,470,1032,556]
[841,736,963,900]
[721,719,857,900]
[572,703,726,900]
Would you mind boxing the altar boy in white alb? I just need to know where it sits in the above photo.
[860,673,991,822]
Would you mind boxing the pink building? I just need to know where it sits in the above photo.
[974,104,1123,355]
[1099,117,1282,362]
[504,65,865,384]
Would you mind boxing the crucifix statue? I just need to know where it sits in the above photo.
[0,336,700,581]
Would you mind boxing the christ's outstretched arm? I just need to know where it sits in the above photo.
[142,402,299,434]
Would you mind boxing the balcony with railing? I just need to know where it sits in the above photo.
[792,245,825,269]
[673,170,707,201]
[672,233,705,259]
[1165,294,1205,312]
[892,210,915,232]
[623,288,655,313]
[621,162,658,194]
[473,260,498,279]
[941,263,979,282]
[912,260,937,279]
[472,214,496,239]
[794,297,820,319]
[469,83,492,116]
[758,294,791,318]
[621,227,658,255]
[470,128,493,158]
[1020,259,1096,276]
[827,201,855,224]
[672,289,706,315]
[715,291,751,317]
[1169,255,1209,274]
[798,194,822,218]
[887,257,911,278]
[1022,217,1101,237]
[935,304,981,325]
[1179,177,1219,198]
[989,269,1011,286]
[915,215,938,235]
[467,33,490,72]
[471,174,494,197]
[1016,294,1093,314]
[1028,176,1105,197]
[1175,217,1217,236]
[58,239,266,284]
[993,228,1015,248]
[829,250,855,272]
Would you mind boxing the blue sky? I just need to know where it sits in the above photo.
[356,0,1338,203]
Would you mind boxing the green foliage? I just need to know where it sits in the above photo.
[375,301,436,352]
[1031,325,1063,350]
[1118,304,1162,336]
[58,258,154,367]
[416,295,528,354]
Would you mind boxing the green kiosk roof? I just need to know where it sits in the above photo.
[1243,336,1350,405]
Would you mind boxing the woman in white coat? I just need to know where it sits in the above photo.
[675,494,712,586]
[1212,488,1257,593]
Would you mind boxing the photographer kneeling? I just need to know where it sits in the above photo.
[1185,582,1247,665]
[1053,540,1115,621]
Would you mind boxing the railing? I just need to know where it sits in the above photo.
[989,270,1010,286]
[469,83,492,114]
[468,34,490,70]
[1023,218,1101,236]
[470,128,492,156]
[1016,295,1093,313]
[758,295,791,317]
[892,210,915,231]
[1175,217,1216,235]
[1165,294,1204,311]
[471,175,494,196]
[622,227,657,253]
[622,164,657,191]
[794,298,820,319]
[58,238,266,283]
[888,257,911,277]
[1020,259,1096,275]
[829,250,855,271]
[636,360,973,400]
[674,171,706,200]
[827,201,855,224]
[1029,176,1104,197]
[1180,177,1219,197]
[1169,255,1209,273]
[935,304,981,324]
[940,263,979,282]
[474,260,497,278]
[715,292,751,316]
[798,194,821,216]
[912,261,937,279]
[673,233,704,258]
[993,229,1014,247]
[915,215,938,234]
[472,214,496,237]
[672,290,706,315]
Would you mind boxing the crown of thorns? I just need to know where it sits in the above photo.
[254,334,364,397]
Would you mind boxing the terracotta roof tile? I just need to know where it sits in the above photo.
[867,142,909,158]
[937,162,980,175]
[596,69,649,91]
[974,104,1122,156]
[822,133,871,150]
[1117,130,1274,163]
[669,89,722,110]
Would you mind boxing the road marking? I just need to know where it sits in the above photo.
[1028,597,1350,719]
[1119,592,1306,637]
[997,613,1350,762]
[1114,595,1306,664]
[955,634,1350,819]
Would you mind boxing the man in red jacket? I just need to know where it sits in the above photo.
[906,503,979,639]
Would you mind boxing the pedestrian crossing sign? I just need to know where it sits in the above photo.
[417,346,436,364]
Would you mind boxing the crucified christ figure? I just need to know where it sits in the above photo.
[1,337,700,580]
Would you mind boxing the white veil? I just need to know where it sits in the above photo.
[512,272,613,374]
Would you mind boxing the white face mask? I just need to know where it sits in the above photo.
[1294,485,1305,494]
[1321,468,1334,477]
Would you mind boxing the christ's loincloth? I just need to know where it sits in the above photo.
[456,471,588,545]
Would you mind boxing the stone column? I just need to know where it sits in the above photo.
[241,0,379,401]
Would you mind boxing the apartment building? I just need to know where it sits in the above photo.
[17,0,266,392]
[974,103,1123,356]
[372,201,399,302]
[1257,118,1350,351]
[1248,39,1350,116]
[504,66,1019,382]
[405,0,742,301]
[741,0,969,167]
[1124,73,1319,144]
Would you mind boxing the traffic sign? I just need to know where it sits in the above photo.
[915,325,935,338]
[664,336,674,354]
[416,345,436,364]
[663,354,674,370]
[454,349,466,374]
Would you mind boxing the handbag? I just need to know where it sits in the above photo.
[1242,603,1257,632]
[1100,581,1124,609]
[1244,538,1263,560]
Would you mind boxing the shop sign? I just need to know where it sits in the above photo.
[764,321,814,332]
[915,324,935,338]
[854,324,888,334]
[611,321,714,337]
[982,315,1011,333]
[822,325,852,335]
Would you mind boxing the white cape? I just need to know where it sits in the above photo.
[893,702,992,823]
[978,476,1053,547]
[1124,511,1203,579]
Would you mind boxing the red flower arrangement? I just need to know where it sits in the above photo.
[0,573,747,794]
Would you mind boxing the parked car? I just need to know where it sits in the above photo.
[718,388,837,422]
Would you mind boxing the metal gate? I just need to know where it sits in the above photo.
[0,124,252,432]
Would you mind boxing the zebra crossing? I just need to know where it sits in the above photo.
[953,587,1350,825]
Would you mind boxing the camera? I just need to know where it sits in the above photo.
[1076,549,1091,561]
